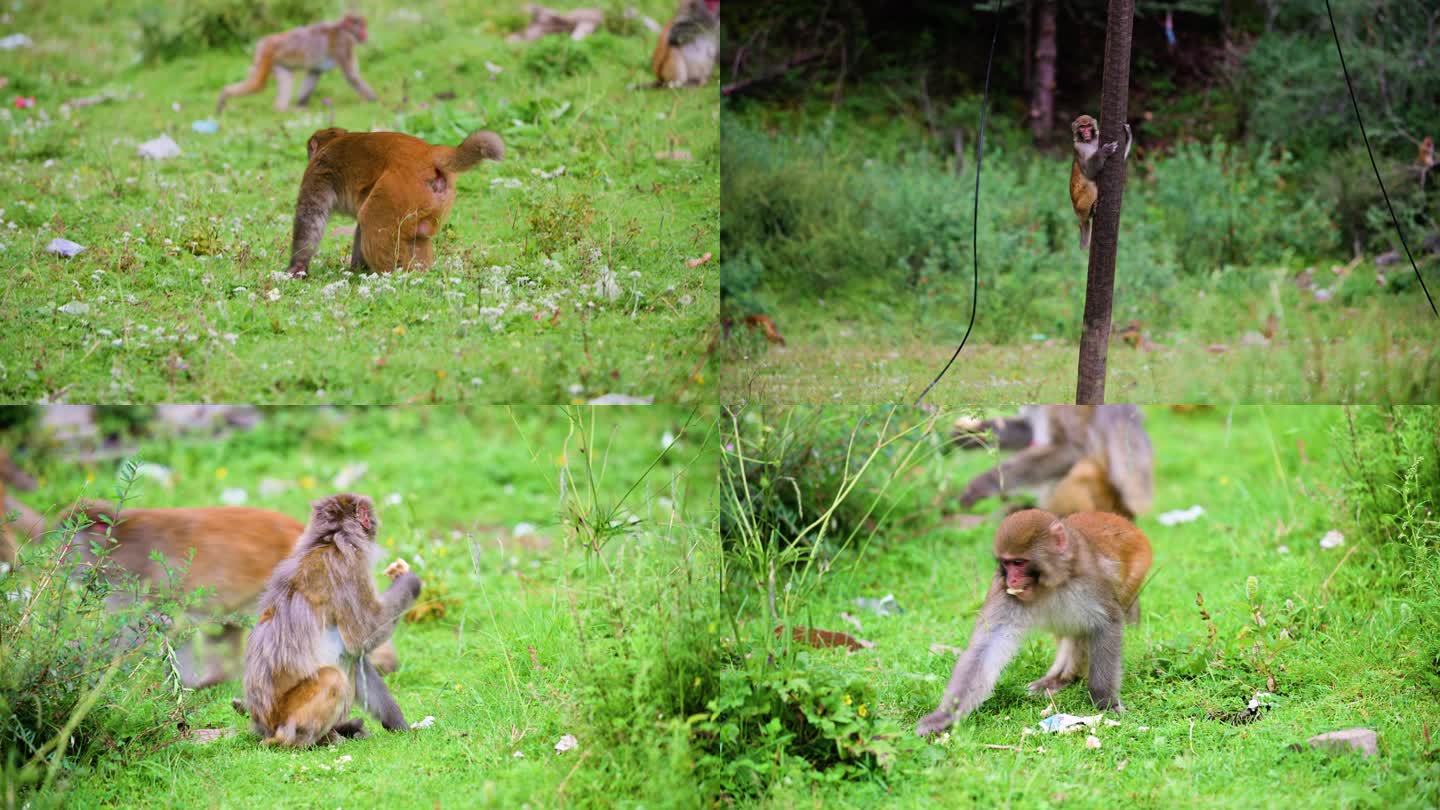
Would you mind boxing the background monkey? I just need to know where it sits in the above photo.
[62,503,399,687]
[286,127,504,278]
[952,404,1153,520]
[0,449,42,567]
[240,494,420,748]
[916,509,1152,736]
[507,4,604,42]
[652,0,720,87]
[1069,114,1132,250]
[216,13,376,115]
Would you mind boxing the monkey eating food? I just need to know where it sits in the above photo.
[216,14,377,115]
[652,0,719,87]
[916,509,1152,736]
[1069,114,1132,250]
[240,494,421,748]
[953,404,1153,520]
[285,127,504,278]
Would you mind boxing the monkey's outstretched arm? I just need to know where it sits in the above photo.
[960,444,1085,508]
[916,588,1029,736]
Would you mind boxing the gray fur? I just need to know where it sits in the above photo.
[241,493,420,744]
[286,180,338,277]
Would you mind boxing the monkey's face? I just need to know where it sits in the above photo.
[1072,116,1097,144]
[998,556,1039,601]
[344,15,368,43]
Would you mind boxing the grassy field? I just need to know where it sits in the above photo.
[0,0,717,404]
[716,405,1440,806]
[719,105,1440,407]
[2,406,719,806]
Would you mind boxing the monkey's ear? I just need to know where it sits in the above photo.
[1048,522,1067,553]
[355,500,374,532]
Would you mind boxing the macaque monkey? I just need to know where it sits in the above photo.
[63,504,399,687]
[953,405,1153,520]
[286,127,505,278]
[652,0,719,87]
[216,14,377,115]
[1418,136,1436,190]
[1069,115,1132,250]
[508,4,604,42]
[239,494,420,748]
[916,509,1152,736]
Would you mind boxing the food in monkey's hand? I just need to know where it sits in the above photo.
[384,558,411,578]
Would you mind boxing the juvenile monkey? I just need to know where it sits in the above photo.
[241,494,420,748]
[953,405,1153,520]
[63,504,399,686]
[1069,114,1132,250]
[507,4,605,42]
[652,0,720,87]
[286,127,504,278]
[1418,136,1435,189]
[216,14,377,114]
[916,509,1152,736]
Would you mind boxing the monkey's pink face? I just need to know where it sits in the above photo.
[1076,122,1095,142]
[1000,557,1037,601]
[704,0,720,12]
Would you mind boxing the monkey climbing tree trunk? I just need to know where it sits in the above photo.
[1029,0,1057,142]
[1074,0,1134,405]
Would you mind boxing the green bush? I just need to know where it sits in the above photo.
[1,463,203,802]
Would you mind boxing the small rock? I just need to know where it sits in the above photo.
[138,134,181,160]
[46,238,86,258]
[1305,728,1377,757]
[555,734,578,753]
[1319,530,1344,550]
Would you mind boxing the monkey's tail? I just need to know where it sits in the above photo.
[439,131,505,174]
[216,39,275,114]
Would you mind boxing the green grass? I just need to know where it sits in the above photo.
[0,0,717,404]
[717,405,1440,806]
[719,101,1440,407]
[3,405,719,806]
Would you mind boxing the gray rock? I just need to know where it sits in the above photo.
[1306,728,1378,757]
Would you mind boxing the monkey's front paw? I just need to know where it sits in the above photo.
[384,558,411,579]
[915,711,954,737]
[1102,141,1119,155]
[287,265,309,279]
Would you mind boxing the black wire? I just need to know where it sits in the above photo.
[1324,0,1438,320]
[914,12,1001,407]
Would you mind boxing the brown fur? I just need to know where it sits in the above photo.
[62,503,398,686]
[216,14,375,114]
[956,405,1153,520]
[916,509,1151,736]
[652,0,719,87]
[1069,115,1104,251]
[286,128,504,278]
[242,494,420,748]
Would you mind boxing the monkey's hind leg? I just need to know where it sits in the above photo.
[349,227,369,272]
[287,179,338,278]
[1028,636,1085,694]
[353,656,409,731]
[1078,217,1092,251]
[1085,622,1125,712]
[264,666,350,748]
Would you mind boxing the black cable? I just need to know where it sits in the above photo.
[914,11,1001,406]
[1324,0,1438,320]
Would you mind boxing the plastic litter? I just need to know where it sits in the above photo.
[46,238,85,257]
[1038,713,1102,734]
[1158,505,1204,526]
[138,134,181,160]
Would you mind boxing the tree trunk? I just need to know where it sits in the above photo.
[1074,0,1134,405]
[1029,0,1057,142]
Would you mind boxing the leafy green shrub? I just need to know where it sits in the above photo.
[695,653,897,798]
[136,0,327,63]
[1,463,201,802]
[1145,140,1338,274]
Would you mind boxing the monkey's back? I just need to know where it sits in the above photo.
[1063,511,1151,606]
[71,505,302,610]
